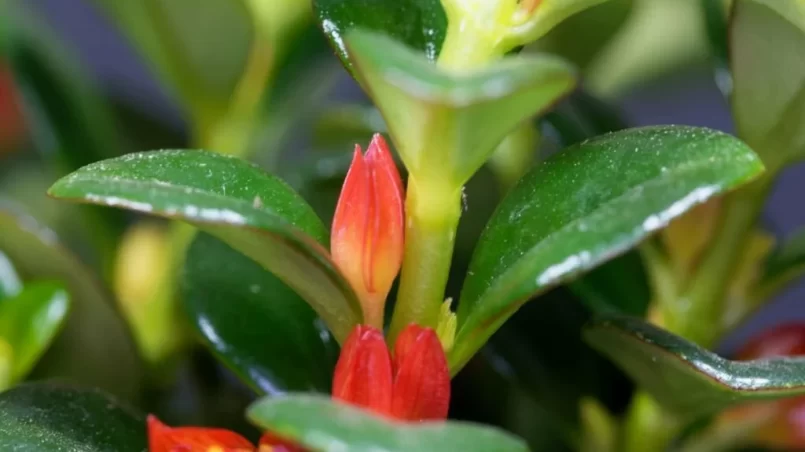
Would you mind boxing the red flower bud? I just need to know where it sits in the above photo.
[147,415,254,452]
[331,134,404,328]
[331,325,393,416]
[258,432,307,452]
[391,324,451,421]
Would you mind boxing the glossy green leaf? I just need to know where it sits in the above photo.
[0,383,146,451]
[313,0,446,75]
[0,251,21,300]
[183,233,336,394]
[347,29,576,186]
[731,0,805,168]
[248,395,529,452]
[92,0,253,115]
[49,150,361,343]
[451,126,763,371]
[0,281,69,385]
[0,206,142,399]
[584,314,805,419]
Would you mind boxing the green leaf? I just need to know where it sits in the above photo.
[584,314,805,420]
[313,0,446,75]
[730,0,805,168]
[3,5,125,274]
[92,0,253,115]
[48,150,361,343]
[451,126,763,371]
[4,4,122,170]
[347,29,576,186]
[754,225,805,300]
[0,251,22,300]
[0,281,69,385]
[0,206,142,399]
[0,382,146,451]
[183,233,337,394]
[248,395,529,452]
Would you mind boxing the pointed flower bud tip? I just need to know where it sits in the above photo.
[332,325,393,416]
[147,415,254,452]
[331,134,404,327]
[391,324,451,421]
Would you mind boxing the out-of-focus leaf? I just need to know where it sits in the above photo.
[534,0,634,71]
[702,0,732,95]
[754,226,805,301]
[313,0,446,75]
[452,126,763,372]
[49,150,361,343]
[183,233,337,394]
[0,382,146,451]
[0,205,142,399]
[585,314,805,420]
[91,0,253,117]
[248,395,529,452]
[0,251,21,300]
[730,0,805,169]
[0,281,69,385]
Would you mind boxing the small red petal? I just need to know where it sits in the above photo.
[147,415,254,452]
[391,324,450,421]
[258,432,307,451]
[332,325,393,416]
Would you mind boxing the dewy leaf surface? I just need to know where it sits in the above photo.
[451,126,763,371]
[48,150,361,342]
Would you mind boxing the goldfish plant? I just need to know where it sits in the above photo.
[1,0,805,451]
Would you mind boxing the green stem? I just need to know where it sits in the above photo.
[389,178,462,341]
[677,177,771,347]
[622,391,680,452]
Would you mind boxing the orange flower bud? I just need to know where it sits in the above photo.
[331,325,393,416]
[258,432,306,452]
[331,134,404,328]
[147,415,254,452]
[391,324,451,421]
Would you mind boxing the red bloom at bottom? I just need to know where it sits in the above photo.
[148,415,254,452]
[147,324,449,451]
[332,324,450,421]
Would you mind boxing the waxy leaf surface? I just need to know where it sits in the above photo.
[183,233,337,394]
[248,395,528,452]
[313,0,446,75]
[0,383,146,451]
[0,281,69,385]
[0,206,141,398]
[585,314,805,420]
[49,150,361,342]
[452,126,763,371]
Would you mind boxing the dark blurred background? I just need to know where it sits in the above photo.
[19,0,805,352]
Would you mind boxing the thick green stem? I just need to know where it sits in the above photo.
[438,19,503,71]
[622,392,680,452]
[676,178,771,347]
[389,178,462,341]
